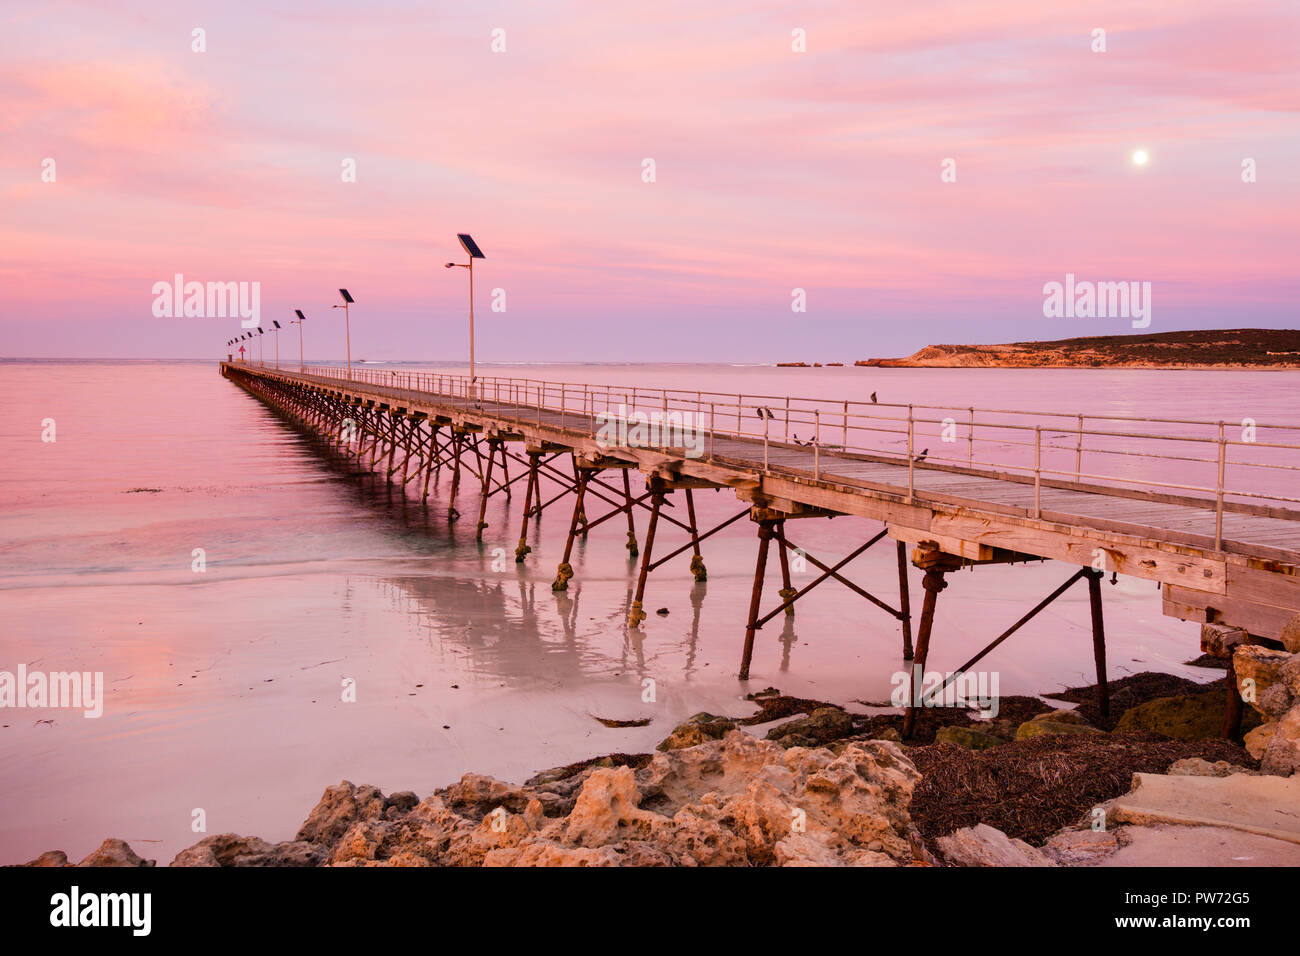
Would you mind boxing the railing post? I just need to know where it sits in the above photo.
[843,400,848,450]
[709,402,715,461]
[763,412,770,472]
[662,392,668,451]
[738,395,743,435]
[814,409,820,478]
[1034,426,1042,518]
[907,405,915,499]
[1215,422,1226,550]
[560,383,566,431]
[967,406,974,466]
[1075,414,1083,480]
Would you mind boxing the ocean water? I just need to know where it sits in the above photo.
[1,360,1297,864]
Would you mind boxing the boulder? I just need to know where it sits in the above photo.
[1244,721,1277,760]
[1167,758,1257,777]
[21,851,68,867]
[171,833,327,867]
[1257,682,1295,720]
[1281,656,1300,697]
[655,713,737,751]
[1041,829,1121,866]
[1015,719,1103,740]
[1113,690,1259,740]
[934,725,1005,750]
[1261,705,1300,777]
[295,781,388,845]
[77,838,155,867]
[936,824,1057,867]
[1233,645,1291,707]
[765,707,854,747]
[1281,614,1300,654]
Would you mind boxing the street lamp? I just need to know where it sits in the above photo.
[291,310,306,372]
[333,289,354,380]
[271,320,282,368]
[444,233,485,387]
[257,327,265,365]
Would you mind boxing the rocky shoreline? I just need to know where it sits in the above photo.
[20,630,1300,868]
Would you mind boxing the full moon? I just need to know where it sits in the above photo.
[1132,149,1149,166]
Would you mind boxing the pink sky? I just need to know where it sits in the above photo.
[1,0,1297,361]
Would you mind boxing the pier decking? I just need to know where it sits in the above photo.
[221,361,1300,734]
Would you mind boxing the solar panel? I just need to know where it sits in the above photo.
[294,309,305,321]
[457,234,485,259]
[273,320,281,329]
[338,288,354,304]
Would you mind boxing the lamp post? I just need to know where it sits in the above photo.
[271,319,282,368]
[257,327,264,365]
[333,289,354,380]
[292,310,306,372]
[444,233,485,389]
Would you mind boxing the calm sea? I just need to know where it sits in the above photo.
[1,359,1297,864]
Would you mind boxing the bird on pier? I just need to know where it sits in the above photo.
[870,392,878,403]
[914,448,929,462]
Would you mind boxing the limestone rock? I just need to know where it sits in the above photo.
[1281,655,1300,697]
[765,707,854,747]
[1015,719,1103,740]
[1257,682,1295,720]
[1041,829,1121,866]
[1233,645,1291,703]
[934,725,1004,750]
[443,773,531,814]
[22,850,69,867]
[1260,704,1300,777]
[1167,758,1257,777]
[171,833,327,867]
[1114,690,1259,740]
[936,824,1057,867]
[1281,614,1300,654]
[295,781,388,845]
[77,838,155,867]
[655,713,737,751]
[1035,708,1091,726]
[1244,721,1277,760]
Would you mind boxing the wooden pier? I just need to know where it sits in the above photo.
[221,361,1300,736]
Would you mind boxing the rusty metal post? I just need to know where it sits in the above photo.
[685,488,707,581]
[476,438,498,541]
[739,520,774,680]
[775,520,795,615]
[552,467,592,590]
[1221,653,1245,739]
[1086,567,1109,720]
[623,469,638,557]
[629,478,665,626]
[902,566,948,738]
[447,432,464,521]
[897,540,914,660]
[514,452,540,562]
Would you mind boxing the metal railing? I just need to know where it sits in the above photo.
[229,360,1300,550]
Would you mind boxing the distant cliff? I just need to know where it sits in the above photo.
[856,329,1300,369]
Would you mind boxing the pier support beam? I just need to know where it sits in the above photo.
[553,467,594,591]
[1086,567,1109,720]
[739,520,777,680]
[629,478,667,627]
